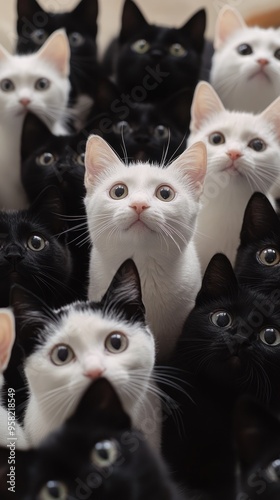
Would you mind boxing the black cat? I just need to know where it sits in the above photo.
[103,0,206,102]
[0,378,187,500]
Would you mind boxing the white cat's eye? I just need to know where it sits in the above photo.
[38,480,68,500]
[248,138,266,152]
[274,49,280,60]
[259,327,280,346]
[0,79,15,92]
[91,439,119,468]
[156,185,175,202]
[75,153,85,166]
[109,184,128,200]
[50,344,75,366]
[169,43,187,57]
[105,332,128,353]
[30,29,48,46]
[36,152,56,167]
[68,32,85,47]
[113,121,131,134]
[131,39,150,54]
[35,78,50,91]
[237,43,253,56]
[154,125,169,139]
[209,132,225,146]
[210,311,232,328]
[27,235,47,252]
[257,248,280,266]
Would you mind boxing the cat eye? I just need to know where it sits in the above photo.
[35,78,50,91]
[30,29,48,46]
[27,235,47,252]
[265,458,280,481]
[113,121,131,134]
[169,43,187,57]
[237,43,253,56]
[154,125,169,139]
[105,332,128,353]
[50,344,75,366]
[75,153,85,166]
[0,79,15,92]
[155,185,175,202]
[210,311,232,328]
[109,184,129,200]
[209,132,225,146]
[257,248,280,266]
[274,49,280,60]
[131,39,150,54]
[36,152,56,167]
[91,439,119,468]
[38,480,68,500]
[248,138,266,152]
[259,327,280,346]
[68,32,85,47]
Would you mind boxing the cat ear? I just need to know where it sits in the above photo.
[85,134,123,193]
[120,0,148,43]
[0,309,15,372]
[214,6,246,50]
[260,96,280,142]
[169,141,207,199]
[21,112,53,163]
[196,253,239,306]
[73,0,98,34]
[37,29,70,77]
[190,81,225,133]
[239,192,280,245]
[180,9,206,51]
[100,259,146,325]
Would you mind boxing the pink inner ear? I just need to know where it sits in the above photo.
[0,313,15,371]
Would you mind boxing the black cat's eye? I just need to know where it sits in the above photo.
[274,49,280,60]
[259,327,280,346]
[27,235,47,252]
[38,480,68,500]
[264,458,280,481]
[113,121,131,134]
[248,138,266,152]
[209,132,225,145]
[257,248,280,266]
[169,43,187,57]
[105,332,128,353]
[210,311,232,328]
[50,344,75,366]
[237,43,253,56]
[75,153,85,166]
[68,32,85,47]
[155,185,175,202]
[154,125,169,139]
[30,29,48,46]
[35,78,50,91]
[0,79,15,92]
[131,39,150,54]
[36,152,56,167]
[91,439,119,468]
[109,184,128,200]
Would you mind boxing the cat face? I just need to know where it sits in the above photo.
[188,82,280,194]
[210,6,280,112]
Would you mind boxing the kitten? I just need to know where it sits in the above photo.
[0,29,71,209]
[11,259,161,450]
[0,378,186,500]
[103,0,206,102]
[188,81,280,271]
[210,5,280,113]
[84,134,207,362]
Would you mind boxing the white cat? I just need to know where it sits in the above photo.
[84,135,207,362]
[188,81,280,272]
[210,5,280,113]
[14,260,161,450]
[0,309,27,448]
[0,29,71,209]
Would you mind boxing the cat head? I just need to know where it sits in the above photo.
[235,192,280,295]
[188,81,280,193]
[210,6,280,112]
[0,29,71,129]
[235,397,280,499]
[115,0,206,99]
[84,134,206,253]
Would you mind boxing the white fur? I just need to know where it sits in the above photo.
[0,30,71,209]
[23,306,161,449]
[84,136,207,362]
[188,82,280,272]
[210,6,280,113]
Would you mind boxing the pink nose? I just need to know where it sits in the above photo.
[257,58,269,66]
[227,150,242,161]
[130,202,150,214]
[19,98,31,106]
[84,368,104,380]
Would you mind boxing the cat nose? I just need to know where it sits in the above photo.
[257,58,269,66]
[227,150,242,161]
[84,368,104,380]
[19,98,31,107]
[130,201,150,214]
[150,48,164,59]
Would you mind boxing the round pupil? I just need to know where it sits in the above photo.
[157,126,166,136]
[263,328,277,345]
[33,29,45,41]
[160,188,171,200]
[38,79,48,88]
[115,186,125,197]
[216,313,230,327]
[57,347,69,362]
[3,80,11,90]
[212,134,222,144]
[43,153,53,164]
[98,447,109,460]
[251,140,264,151]
[46,482,61,498]
[110,335,122,350]
[264,249,277,264]
[30,236,42,249]
[238,43,252,55]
